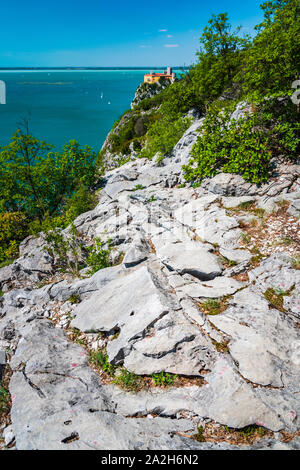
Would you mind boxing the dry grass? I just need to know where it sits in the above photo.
[198,296,230,316]
[191,422,273,445]
[280,430,300,443]
[236,200,299,258]
[264,287,292,312]
[0,364,12,449]
[232,272,249,282]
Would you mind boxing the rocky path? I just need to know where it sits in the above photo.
[0,120,300,450]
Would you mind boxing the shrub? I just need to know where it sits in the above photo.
[44,224,84,276]
[140,114,191,161]
[86,237,111,275]
[183,98,299,185]
[63,184,97,227]
[0,212,28,264]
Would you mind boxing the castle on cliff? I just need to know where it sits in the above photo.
[144,66,176,84]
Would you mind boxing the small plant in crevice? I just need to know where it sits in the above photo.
[132,184,145,191]
[240,232,251,245]
[212,339,230,353]
[194,425,206,442]
[69,328,87,346]
[249,248,264,267]
[291,256,300,270]
[44,223,85,276]
[152,371,177,387]
[199,296,230,316]
[0,365,12,429]
[219,255,237,268]
[0,386,10,419]
[68,293,80,304]
[86,238,112,276]
[190,422,272,445]
[89,349,116,376]
[147,195,156,203]
[113,369,144,392]
[264,287,291,312]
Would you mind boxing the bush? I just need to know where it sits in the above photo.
[63,184,97,227]
[0,132,97,221]
[183,98,300,185]
[140,114,191,161]
[86,237,111,275]
[241,0,300,100]
[44,224,84,276]
[0,212,28,263]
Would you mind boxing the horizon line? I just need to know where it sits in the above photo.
[0,65,191,70]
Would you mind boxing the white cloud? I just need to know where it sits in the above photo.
[167,34,173,38]
[164,44,179,48]
[159,29,167,32]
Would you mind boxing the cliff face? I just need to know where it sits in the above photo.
[0,115,300,450]
[130,80,170,109]
[98,80,171,171]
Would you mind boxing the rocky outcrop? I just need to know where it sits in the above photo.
[131,80,170,109]
[0,118,299,450]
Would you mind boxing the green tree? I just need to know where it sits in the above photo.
[0,128,96,221]
[192,13,250,106]
[242,0,300,99]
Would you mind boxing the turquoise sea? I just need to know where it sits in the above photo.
[0,69,178,152]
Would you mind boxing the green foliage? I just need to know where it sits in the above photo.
[86,237,111,275]
[264,287,290,311]
[132,184,145,191]
[89,349,116,376]
[68,294,80,304]
[0,126,98,266]
[44,223,84,276]
[0,385,10,418]
[140,114,191,161]
[113,369,144,392]
[0,212,28,263]
[0,129,96,221]
[152,371,177,387]
[183,98,299,185]
[63,184,97,227]
[134,91,164,111]
[291,256,300,270]
[108,112,152,155]
[241,0,300,99]
[194,425,206,442]
[192,13,250,106]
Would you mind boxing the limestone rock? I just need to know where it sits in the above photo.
[156,242,223,280]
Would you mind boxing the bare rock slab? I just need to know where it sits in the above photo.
[156,242,223,280]
[179,276,245,299]
[71,265,179,363]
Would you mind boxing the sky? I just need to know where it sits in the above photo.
[0,0,264,67]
